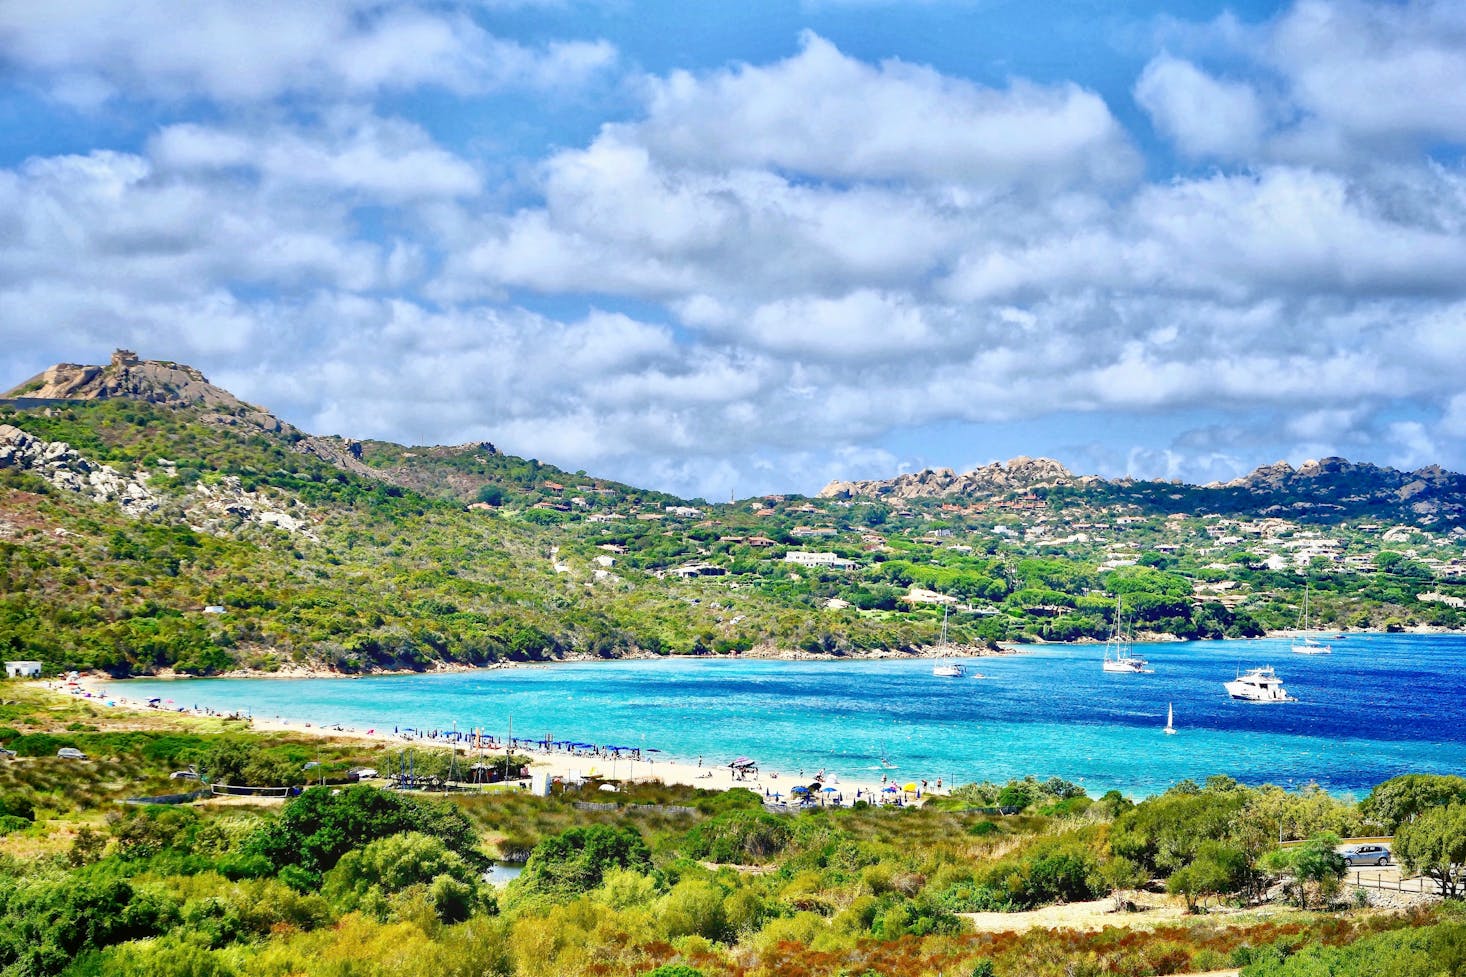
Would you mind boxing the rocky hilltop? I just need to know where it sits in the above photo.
[820,456,1091,501]
[822,452,1466,524]
[6,349,292,434]
[3,350,511,494]
[1209,456,1466,522]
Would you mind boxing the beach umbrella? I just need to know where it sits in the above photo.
[882,785,898,793]
[791,786,809,794]
[821,786,837,793]
[903,783,918,791]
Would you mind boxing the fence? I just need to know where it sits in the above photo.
[573,801,697,816]
[1347,872,1439,896]
[122,788,212,806]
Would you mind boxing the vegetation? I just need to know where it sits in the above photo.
[2,395,1464,679]
[0,685,1462,977]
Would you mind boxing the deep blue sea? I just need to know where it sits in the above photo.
[113,632,1466,798]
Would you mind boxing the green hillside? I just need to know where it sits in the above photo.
[2,371,1465,677]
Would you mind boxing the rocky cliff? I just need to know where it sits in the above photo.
[1209,456,1466,521]
[820,456,1089,501]
[6,349,293,435]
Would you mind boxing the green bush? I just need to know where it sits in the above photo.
[516,824,652,899]
[242,785,482,886]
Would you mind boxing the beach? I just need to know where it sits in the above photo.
[66,677,940,807]
[76,631,1466,799]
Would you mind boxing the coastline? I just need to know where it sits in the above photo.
[68,676,946,807]
[92,624,1466,682]
[149,640,1023,681]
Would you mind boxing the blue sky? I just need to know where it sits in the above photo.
[2,0,1465,500]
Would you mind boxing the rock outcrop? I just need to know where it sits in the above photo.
[1209,456,1466,522]
[5,349,293,435]
[0,423,316,536]
[820,456,1083,501]
[0,423,159,516]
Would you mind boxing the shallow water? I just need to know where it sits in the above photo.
[115,632,1466,797]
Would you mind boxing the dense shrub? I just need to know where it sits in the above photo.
[242,785,482,887]
[681,810,792,864]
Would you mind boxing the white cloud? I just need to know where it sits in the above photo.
[7,4,1466,498]
[636,32,1138,189]
[1134,54,1267,158]
[1145,0,1466,162]
[0,0,616,103]
[151,113,482,201]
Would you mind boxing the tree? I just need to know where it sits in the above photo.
[243,785,482,887]
[1167,841,1252,912]
[1360,774,1466,833]
[1394,802,1466,899]
[517,825,651,899]
[1098,856,1148,911]
[1260,833,1346,909]
[322,831,486,923]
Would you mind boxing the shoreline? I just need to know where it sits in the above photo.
[123,641,1025,681]
[127,624,1461,681]
[64,677,940,807]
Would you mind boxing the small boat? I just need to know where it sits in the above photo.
[1225,665,1297,702]
[1102,598,1153,673]
[932,606,965,676]
[1164,702,1176,735]
[1291,582,1332,655]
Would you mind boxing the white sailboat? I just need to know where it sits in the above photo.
[1164,702,1176,735]
[932,606,966,677]
[1291,581,1333,655]
[1102,597,1152,673]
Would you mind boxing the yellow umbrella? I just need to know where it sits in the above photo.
[903,782,918,792]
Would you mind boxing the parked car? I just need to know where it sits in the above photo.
[56,747,87,760]
[0,747,16,759]
[169,769,200,780]
[1340,843,1391,866]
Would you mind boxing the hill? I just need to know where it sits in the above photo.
[821,455,1466,526]
[2,350,1465,677]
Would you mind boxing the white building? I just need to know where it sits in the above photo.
[4,661,42,679]
[783,551,857,569]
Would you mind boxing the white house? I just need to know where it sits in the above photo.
[4,661,42,679]
[783,551,857,569]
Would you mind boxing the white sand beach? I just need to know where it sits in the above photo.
[68,678,939,807]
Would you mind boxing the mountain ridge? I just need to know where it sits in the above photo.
[821,455,1466,525]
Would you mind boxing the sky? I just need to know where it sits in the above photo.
[2,0,1465,501]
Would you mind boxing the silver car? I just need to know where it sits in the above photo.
[1340,843,1391,867]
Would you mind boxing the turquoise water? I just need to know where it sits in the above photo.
[114,632,1466,797]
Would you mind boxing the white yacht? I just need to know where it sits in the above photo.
[1164,702,1176,735]
[1291,582,1332,655]
[1225,665,1297,702]
[1102,598,1152,673]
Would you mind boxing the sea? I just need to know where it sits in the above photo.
[114,632,1466,798]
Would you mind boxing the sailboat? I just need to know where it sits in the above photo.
[1164,702,1176,735]
[932,606,966,677]
[1291,582,1333,655]
[1102,597,1153,673]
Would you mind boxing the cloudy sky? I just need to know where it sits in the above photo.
[2,0,1465,499]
